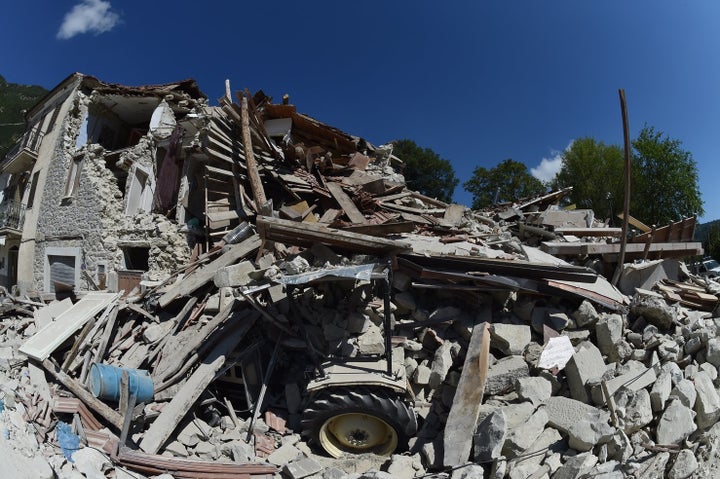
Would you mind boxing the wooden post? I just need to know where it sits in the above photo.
[240,95,269,214]
[443,316,491,467]
[612,89,631,286]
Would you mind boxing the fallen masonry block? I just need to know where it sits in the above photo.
[213,260,256,287]
[473,409,506,463]
[551,451,599,479]
[670,378,697,409]
[283,457,323,479]
[613,388,653,434]
[507,427,562,479]
[502,407,548,458]
[595,313,624,359]
[656,399,697,445]
[485,355,529,396]
[565,341,607,403]
[630,292,676,330]
[567,415,615,452]
[669,449,699,479]
[491,323,531,355]
[593,363,657,405]
[429,341,454,389]
[515,376,552,405]
[694,370,720,429]
[650,371,672,412]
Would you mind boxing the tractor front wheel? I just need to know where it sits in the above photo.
[301,387,417,458]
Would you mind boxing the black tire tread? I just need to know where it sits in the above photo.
[301,386,417,455]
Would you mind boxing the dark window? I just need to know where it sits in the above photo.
[122,247,150,270]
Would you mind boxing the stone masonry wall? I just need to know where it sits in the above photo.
[32,90,191,292]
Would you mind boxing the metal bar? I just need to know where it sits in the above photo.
[245,337,281,443]
[612,88,632,286]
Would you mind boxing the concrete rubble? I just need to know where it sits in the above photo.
[0,73,717,478]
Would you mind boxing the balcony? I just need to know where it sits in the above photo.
[0,199,26,234]
[1,128,44,174]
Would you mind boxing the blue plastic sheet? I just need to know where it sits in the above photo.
[56,421,80,462]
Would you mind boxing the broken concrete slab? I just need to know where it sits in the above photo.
[385,453,425,479]
[544,396,610,434]
[567,415,615,452]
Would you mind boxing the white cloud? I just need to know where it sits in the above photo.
[531,140,574,183]
[57,0,120,40]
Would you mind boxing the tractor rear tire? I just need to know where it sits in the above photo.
[301,387,417,458]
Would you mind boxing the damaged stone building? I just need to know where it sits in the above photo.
[0,73,221,295]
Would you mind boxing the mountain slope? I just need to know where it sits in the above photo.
[0,75,48,159]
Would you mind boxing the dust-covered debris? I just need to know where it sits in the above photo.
[0,73,716,478]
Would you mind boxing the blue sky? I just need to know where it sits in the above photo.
[2,1,719,222]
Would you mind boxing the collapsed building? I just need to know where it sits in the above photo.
[0,73,716,479]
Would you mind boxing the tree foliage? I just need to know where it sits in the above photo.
[555,138,624,221]
[631,125,704,226]
[391,139,458,203]
[701,221,720,262]
[0,75,48,159]
[463,158,546,209]
[551,127,703,227]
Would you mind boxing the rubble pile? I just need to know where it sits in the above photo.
[1,207,719,479]
[0,76,717,479]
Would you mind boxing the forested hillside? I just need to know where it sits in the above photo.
[0,75,48,159]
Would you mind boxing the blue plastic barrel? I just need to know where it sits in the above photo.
[89,363,154,403]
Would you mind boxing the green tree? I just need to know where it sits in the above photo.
[702,222,720,262]
[631,125,704,226]
[463,158,546,209]
[391,139,458,203]
[555,138,624,221]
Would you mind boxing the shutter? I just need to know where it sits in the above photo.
[49,255,75,292]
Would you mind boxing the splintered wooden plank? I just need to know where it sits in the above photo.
[256,216,411,255]
[19,293,120,361]
[326,182,366,223]
[42,359,124,430]
[443,318,491,467]
[139,314,257,454]
[158,235,262,308]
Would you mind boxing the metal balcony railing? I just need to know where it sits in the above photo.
[2,127,44,167]
[0,199,26,232]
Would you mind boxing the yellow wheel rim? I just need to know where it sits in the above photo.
[319,413,398,458]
